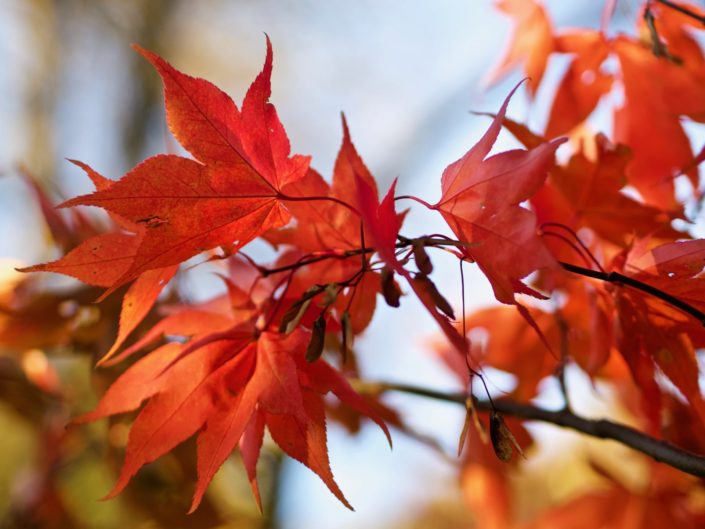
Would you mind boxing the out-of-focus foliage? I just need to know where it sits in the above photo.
[7,1,705,529]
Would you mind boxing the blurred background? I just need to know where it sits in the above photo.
[0,1,631,528]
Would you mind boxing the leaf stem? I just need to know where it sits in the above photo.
[258,248,375,277]
[278,193,359,215]
[559,261,705,325]
[395,195,436,210]
[356,379,705,478]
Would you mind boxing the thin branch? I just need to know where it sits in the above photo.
[259,248,374,277]
[258,236,473,278]
[559,261,705,325]
[248,237,705,326]
[278,192,359,216]
[655,0,705,26]
[356,380,705,478]
[540,222,605,272]
[542,230,597,270]
[395,194,436,209]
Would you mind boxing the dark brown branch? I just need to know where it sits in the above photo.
[259,248,375,277]
[559,261,705,325]
[356,380,705,478]
[247,237,705,326]
[655,0,705,26]
[257,236,472,277]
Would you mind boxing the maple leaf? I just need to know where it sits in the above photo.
[30,39,306,294]
[612,36,702,211]
[77,289,391,512]
[263,117,404,344]
[490,0,553,96]
[266,116,380,252]
[530,133,681,261]
[98,265,179,365]
[609,239,705,428]
[545,31,612,137]
[136,39,309,189]
[355,174,401,273]
[192,329,391,511]
[22,232,141,287]
[434,83,565,304]
[260,117,394,339]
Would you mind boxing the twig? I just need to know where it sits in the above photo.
[355,380,705,478]
[246,237,705,326]
[559,261,705,325]
[655,0,705,26]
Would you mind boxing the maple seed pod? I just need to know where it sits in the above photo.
[306,314,327,362]
[490,412,524,463]
[322,283,339,307]
[490,413,512,462]
[415,274,455,319]
[381,266,402,308]
[412,240,433,275]
[279,284,326,333]
[341,310,354,359]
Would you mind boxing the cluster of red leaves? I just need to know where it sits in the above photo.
[16,0,705,522]
[431,1,705,526]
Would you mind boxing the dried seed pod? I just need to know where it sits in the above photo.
[322,283,339,306]
[457,396,486,456]
[490,412,524,462]
[305,314,327,362]
[413,240,433,275]
[279,284,326,333]
[381,266,402,308]
[341,310,353,362]
[414,274,455,319]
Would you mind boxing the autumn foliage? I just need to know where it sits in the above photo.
[9,0,705,526]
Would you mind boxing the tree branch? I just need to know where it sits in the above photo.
[355,380,705,478]
[559,261,705,325]
[655,0,705,26]
[247,237,705,325]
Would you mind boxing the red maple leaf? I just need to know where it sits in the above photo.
[489,0,554,96]
[28,38,307,294]
[77,320,391,512]
[609,239,705,429]
[434,83,565,304]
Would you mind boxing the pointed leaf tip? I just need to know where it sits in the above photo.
[340,112,351,141]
